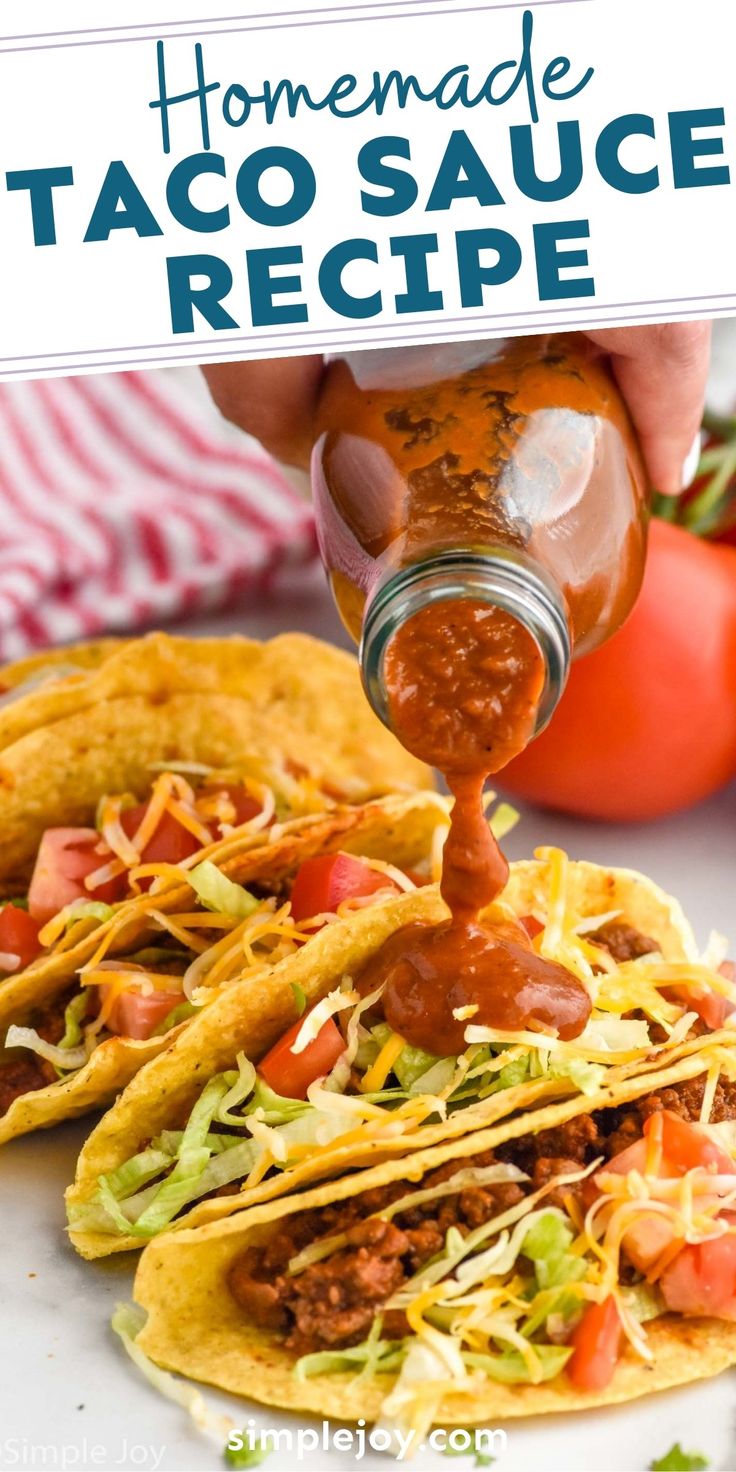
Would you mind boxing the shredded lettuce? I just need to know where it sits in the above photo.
[371,1023,445,1092]
[128,1076,231,1236]
[485,1053,530,1094]
[411,1057,458,1096]
[547,1053,607,1097]
[188,861,260,918]
[111,1303,231,1445]
[295,1340,405,1381]
[61,898,115,929]
[462,1345,571,1383]
[150,1001,197,1036]
[246,1078,311,1125]
[59,991,90,1051]
[291,983,307,1018]
[488,801,520,840]
[5,1024,87,1072]
[216,1055,257,1126]
[521,1210,587,1292]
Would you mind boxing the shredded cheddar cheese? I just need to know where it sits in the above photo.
[360,1031,407,1093]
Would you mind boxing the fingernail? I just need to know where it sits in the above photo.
[681,431,703,490]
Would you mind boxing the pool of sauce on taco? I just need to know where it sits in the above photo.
[356,596,592,1053]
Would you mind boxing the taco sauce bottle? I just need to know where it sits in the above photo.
[311,335,649,1050]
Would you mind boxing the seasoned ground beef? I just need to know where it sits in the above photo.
[604,1075,736,1155]
[228,1148,523,1354]
[588,920,658,963]
[0,988,72,1117]
[228,1074,736,1355]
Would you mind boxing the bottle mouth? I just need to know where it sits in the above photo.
[360,549,571,736]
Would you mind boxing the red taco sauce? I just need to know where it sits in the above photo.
[312,336,649,1053]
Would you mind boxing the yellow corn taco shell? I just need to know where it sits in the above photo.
[0,631,431,884]
[131,1049,736,1425]
[0,637,121,697]
[67,856,717,1258]
[0,791,448,1146]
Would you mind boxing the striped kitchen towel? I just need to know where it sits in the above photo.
[0,368,317,661]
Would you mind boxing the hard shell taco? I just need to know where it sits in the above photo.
[0,788,448,1144]
[126,1047,736,1446]
[0,629,431,888]
[67,851,736,1257]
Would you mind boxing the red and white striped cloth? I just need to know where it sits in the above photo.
[0,369,318,661]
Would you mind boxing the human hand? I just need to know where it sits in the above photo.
[203,355,325,471]
[202,320,712,491]
[584,321,711,495]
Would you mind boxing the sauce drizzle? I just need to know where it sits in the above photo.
[357,596,592,1054]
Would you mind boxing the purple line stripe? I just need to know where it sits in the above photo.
[3,300,734,381]
[0,289,731,368]
[0,0,593,53]
[0,0,492,44]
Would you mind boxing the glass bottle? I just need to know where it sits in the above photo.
[310,334,649,738]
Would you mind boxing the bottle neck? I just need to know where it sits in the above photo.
[360,549,572,735]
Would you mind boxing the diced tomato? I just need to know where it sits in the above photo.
[660,1219,736,1320]
[289,854,401,924]
[520,914,544,940]
[120,804,203,868]
[566,1296,622,1392]
[593,1137,678,1273]
[594,1112,736,1275]
[105,987,183,1041]
[258,1014,345,1100]
[28,828,127,923]
[665,961,735,1032]
[210,784,262,830]
[667,983,732,1031]
[0,905,43,970]
[602,1111,733,1183]
[653,1110,735,1176]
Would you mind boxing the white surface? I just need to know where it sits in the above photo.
[1,579,735,1472]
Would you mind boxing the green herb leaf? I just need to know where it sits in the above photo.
[650,1445,710,1471]
[440,1434,494,1466]
[224,1435,271,1468]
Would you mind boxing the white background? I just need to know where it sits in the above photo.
[0,0,735,377]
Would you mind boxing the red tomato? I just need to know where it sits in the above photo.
[501,521,736,821]
[595,1113,736,1274]
[653,1109,734,1175]
[258,1014,345,1100]
[566,1296,622,1392]
[0,905,43,969]
[520,914,544,940]
[660,1220,736,1320]
[121,805,203,867]
[289,853,401,923]
[211,784,262,829]
[106,988,183,1040]
[668,984,731,1031]
[28,828,126,923]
